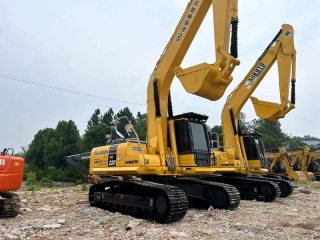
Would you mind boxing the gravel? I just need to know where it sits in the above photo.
[1,182,320,240]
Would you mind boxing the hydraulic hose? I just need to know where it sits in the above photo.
[291,80,296,104]
[168,90,173,120]
[230,18,239,58]
[153,80,161,118]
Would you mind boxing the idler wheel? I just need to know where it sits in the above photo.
[155,195,169,215]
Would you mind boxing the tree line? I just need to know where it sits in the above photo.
[211,112,316,150]
[15,107,318,183]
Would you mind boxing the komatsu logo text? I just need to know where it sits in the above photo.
[176,0,200,42]
[245,63,266,89]
[95,150,108,155]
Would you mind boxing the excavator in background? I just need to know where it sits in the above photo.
[303,148,320,180]
[196,23,297,201]
[265,147,308,181]
[0,148,24,218]
[66,0,243,223]
[288,146,318,180]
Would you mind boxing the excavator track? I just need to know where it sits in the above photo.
[314,174,320,181]
[88,179,188,223]
[141,176,241,211]
[252,175,295,198]
[174,177,241,210]
[0,192,21,218]
[202,175,281,202]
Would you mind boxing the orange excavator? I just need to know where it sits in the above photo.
[0,148,24,218]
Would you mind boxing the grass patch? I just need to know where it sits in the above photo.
[26,185,41,191]
[293,180,320,190]
[72,183,89,192]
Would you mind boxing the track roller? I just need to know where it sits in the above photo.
[141,176,241,211]
[202,175,281,202]
[252,175,295,198]
[173,178,241,210]
[88,179,188,223]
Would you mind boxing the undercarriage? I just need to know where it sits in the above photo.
[89,176,241,223]
[0,192,21,218]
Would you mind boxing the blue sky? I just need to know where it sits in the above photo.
[1,0,319,152]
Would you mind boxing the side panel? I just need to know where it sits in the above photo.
[90,142,162,175]
[0,156,24,191]
[178,154,197,167]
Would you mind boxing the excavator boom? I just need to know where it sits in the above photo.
[64,0,245,224]
[204,24,297,201]
[148,0,240,154]
[221,24,296,159]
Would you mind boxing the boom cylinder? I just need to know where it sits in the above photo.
[230,18,238,58]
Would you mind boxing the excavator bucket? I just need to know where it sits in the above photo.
[174,62,233,101]
[306,172,316,181]
[291,171,308,181]
[250,97,285,122]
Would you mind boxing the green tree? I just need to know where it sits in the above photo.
[134,112,147,140]
[238,112,251,134]
[101,108,114,125]
[249,119,288,149]
[53,120,81,167]
[302,135,320,140]
[287,137,308,149]
[210,112,249,135]
[15,146,29,158]
[81,124,110,152]
[43,138,63,168]
[86,108,102,131]
[211,125,222,135]
[25,128,55,170]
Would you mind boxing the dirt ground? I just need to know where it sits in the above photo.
[1,181,320,240]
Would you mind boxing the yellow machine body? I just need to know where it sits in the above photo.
[265,147,308,181]
[287,146,316,181]
[88,0,241,177]
[211,24,297,176]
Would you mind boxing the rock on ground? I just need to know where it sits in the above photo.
[1,182,320,240]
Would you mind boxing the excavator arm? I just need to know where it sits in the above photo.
[288,146,316,181]
[173,0,240,99]
[250,27,296,122]
[148,0,240,155]
[265,147,308,181]
[221,24,296,160]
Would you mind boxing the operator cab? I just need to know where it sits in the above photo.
[292,157,302,171]
[308,160,320,172]
[170,112,211,166]
[241,133,268,167]
[1,148,14,156]
[274,159,286,173]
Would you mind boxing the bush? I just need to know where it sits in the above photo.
[46,166,57,180]
[75,179,83,185]
[26,185,40,191]
[39,177,53,188]
[81,183,89,191]
[24,165,86,184]
[26,172,37,186]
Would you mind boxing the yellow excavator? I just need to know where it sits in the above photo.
[288,146,317,181]
[265,147,308,181]
[191,23,297,201]
[303,149,320,180]
[66,0,242,223]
